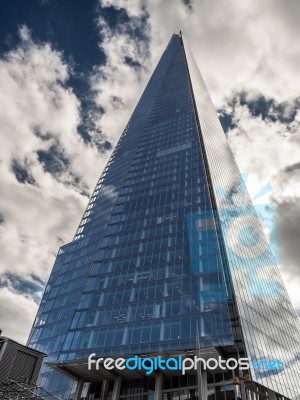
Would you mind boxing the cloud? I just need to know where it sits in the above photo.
[100,0,146,18]
[0,26,109,343]
[0,287,39,343]
[181,0,193,12]
[284,162,300,174]
[222,92,300,126]
[90,4,151,145]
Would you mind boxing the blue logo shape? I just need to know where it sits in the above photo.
[187,174,283,299]
[252,359,284,372]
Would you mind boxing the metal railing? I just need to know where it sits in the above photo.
[0,377,61,400]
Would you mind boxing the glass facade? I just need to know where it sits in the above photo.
[27,34,300,400]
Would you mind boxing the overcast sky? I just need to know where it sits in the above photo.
[0,0,299,344]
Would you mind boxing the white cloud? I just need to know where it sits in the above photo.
[100,0,145,18]
[0,27,109,343]
[0,287,38,343]
[227,105,300,187]
[90,12,151,145]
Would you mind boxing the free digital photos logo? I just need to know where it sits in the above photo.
[88,354,284,376]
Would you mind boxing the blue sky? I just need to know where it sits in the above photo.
[0,0,299,343]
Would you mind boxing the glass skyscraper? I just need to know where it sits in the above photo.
[28,34,300,400]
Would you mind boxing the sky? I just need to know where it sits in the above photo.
[0,0,299,344]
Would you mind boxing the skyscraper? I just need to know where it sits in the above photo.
[27,34,300,400]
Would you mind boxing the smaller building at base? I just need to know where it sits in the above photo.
[0,334,45,398]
